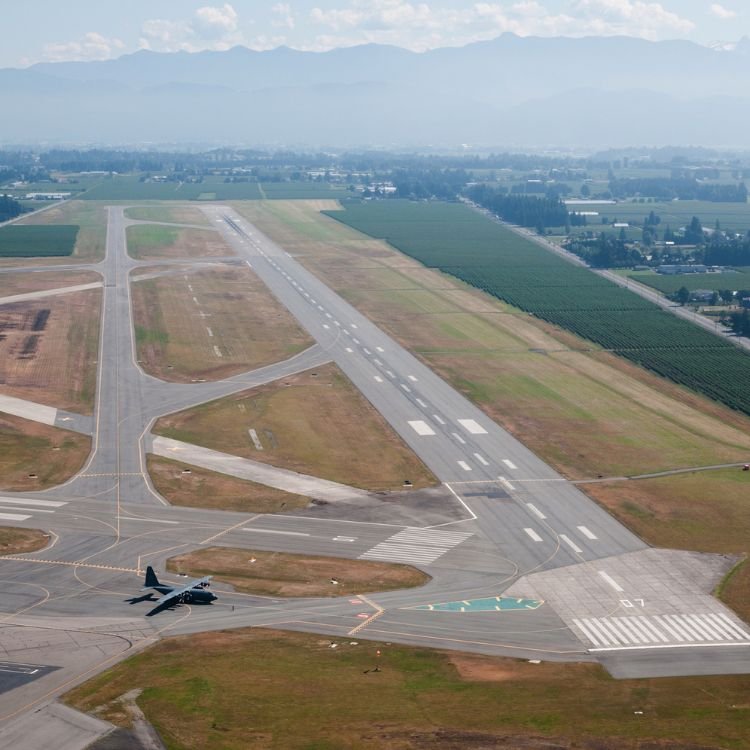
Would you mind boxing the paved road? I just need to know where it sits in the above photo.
[0,203,747,741]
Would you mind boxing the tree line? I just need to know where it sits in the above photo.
[609,177,747,202]
[0,195,24,223]
[467,184,569,230]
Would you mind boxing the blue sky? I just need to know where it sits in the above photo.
[2,1,747,67]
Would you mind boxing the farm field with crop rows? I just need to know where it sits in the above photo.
[0,224,79,257]
[326,200,750,416]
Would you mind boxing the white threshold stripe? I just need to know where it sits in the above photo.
[457,419,488,435]
[0,506,54,514]
[577,525,597,540]
[526,503,546,520]
[243,529,310,537]
[451,433,466,444]
[408,375,418,382]
[457,461,471,471]
[524,527,543,542]
[590,642,750,652]
[560,534,583,554]
[598,571,624,592]
[473,453,489,466]
[0,497,66,508]
[502,459,517,470]
[0,513,31,521]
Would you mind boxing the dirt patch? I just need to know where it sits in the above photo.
[130,265,312,382]
[147,455,309,513]
[153,363,437,492]
[167,545,430,597]
[0,526,50,555]
[125,206,210,226]
[0,413,90,490]
[0,289,101,413]
[0,270,100,298]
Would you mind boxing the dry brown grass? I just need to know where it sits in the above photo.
[126,225,234,260]
[0,289,101,413]
[130,265,312,382]
[153,362,437,491]
[147,455,309,513]
[0,526,50,555]
[0,413,90,490]
[65,627,750,750]
[166,545,430,597]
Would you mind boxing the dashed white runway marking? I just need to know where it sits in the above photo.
[526,503,546,520]
[416,398,427,408]
[458,419,488,435]
[353,338,360,345]
[345,347,353,353]
[0,497,66,508]
[408,375,418,382]
[373,358,382,366]
[386,370,395,378]
[598,571,624,592]
[401,384,411,392]
[350,324,358,329]
[473,453,489,466]
[206,327,213,337]
[498,477,515,492]
[451,432,466,445]
[457,460,472,471]
[560,534,582,554]
[524,527,543,542]
[573,613,750,651]
[374,375,383,383]
[359,527,473,565]
[376,346,384,353]
[187,284,193,291]
[192,296,199,304]
[322,324,330,329]
[502,459,517,470]
[408,420,435,436]
[363,348,371,355]
[578,525,597,540]
[433,414,446,425]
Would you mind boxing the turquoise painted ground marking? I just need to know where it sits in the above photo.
[413,596,544,613]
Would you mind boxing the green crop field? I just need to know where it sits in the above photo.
[567,199,750,232]
[625,268,750,294]
[326,200,750,416]
[0,224,79,257]
[259,182,348,199]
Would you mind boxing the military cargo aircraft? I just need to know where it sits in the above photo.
[137,566,217,616]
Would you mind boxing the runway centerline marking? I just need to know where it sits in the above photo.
[526,503,546,520]
[524,527,543,542]
[502,459,517,470]
[457,460,472,471]
[578,525,597,540]
[560,534,583,554]
[433,414,446,425]
[451,432,466,445]
[473,453,489,466]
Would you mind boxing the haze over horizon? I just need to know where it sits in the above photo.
[0,0,747,69]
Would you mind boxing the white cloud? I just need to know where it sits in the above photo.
[307,0,695,51]
[271,3,296,30]
[42,32,125,63]
[140,3,245,53]
[710,3,736,20]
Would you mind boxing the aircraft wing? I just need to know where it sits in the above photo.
[145,575,212,615]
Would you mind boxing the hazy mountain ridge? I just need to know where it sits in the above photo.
[3,34,750,147]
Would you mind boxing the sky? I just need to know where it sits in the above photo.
[1,0,747,68]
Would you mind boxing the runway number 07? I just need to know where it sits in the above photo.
[620,598,645,608]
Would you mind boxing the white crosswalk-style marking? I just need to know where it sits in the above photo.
[359,528,473,565]
[572,612,750,650]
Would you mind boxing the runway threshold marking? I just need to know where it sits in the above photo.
[524,527,543,542]
[408,420,435,436]
[526,503,546,520]
[458,419,488,435]
[577,525,597,540]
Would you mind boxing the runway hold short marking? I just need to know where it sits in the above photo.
[524,527,543,542]
[408,420,435,436]
[359,527,473,565]
[457,460,472,471]
[578,525,597,540]
[502,459,517,470]
[458,419,488,435]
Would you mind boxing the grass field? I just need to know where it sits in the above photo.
[147,455,309,513]
[0,413,90,490]
[567,199,750,233]
[130,266,311,381]
[0,527,49,555]
[153,363,437,492]
[15,201,107,262]
[259,182,350,199]
[166,546,429,597]
[325,200,750,417]
[0,225,78,257]
[0,289,101,413]
[126,224,233,260]
[83,175,263,201]
[65,628,750,749]
[124,206,210,225]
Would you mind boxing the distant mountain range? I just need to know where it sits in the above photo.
[3,34,750,148]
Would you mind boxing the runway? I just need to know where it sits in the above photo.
[0,203,748,734]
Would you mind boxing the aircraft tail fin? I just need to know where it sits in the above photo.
[144,566,160,588]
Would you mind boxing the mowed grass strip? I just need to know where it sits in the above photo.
[130,266,312,381]
[154,363,437,492]
[0,527,49,555]
[0,414,90,490]
[65,628,750,750]
[147,455,309,513]
[0,225,78,257]
[124,205,210,225]
[126,224,232,260]
[167,546,429,597]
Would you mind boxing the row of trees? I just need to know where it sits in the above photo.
[609,177,747,202]
[0,195,23,222]
[467,184,569,229]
